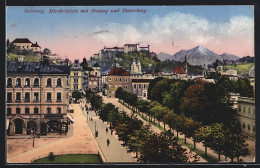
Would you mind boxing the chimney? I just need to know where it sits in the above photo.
[36,42,38,45]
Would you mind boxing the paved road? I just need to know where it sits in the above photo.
[7,103,98,163]
[102,96,206,163]
[81,103,135,163]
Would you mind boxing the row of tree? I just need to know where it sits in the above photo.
[115,86,250,162]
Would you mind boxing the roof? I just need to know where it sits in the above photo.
[12,38,32,43]
[7,61,70,75]
[172,66,186,74]
[31,43,41,47]
[124,44,137,46]
[93,63,100,67]
[108,67,131,76]
[132,79,153,83]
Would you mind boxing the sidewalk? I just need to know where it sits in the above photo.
[84,103,135,163]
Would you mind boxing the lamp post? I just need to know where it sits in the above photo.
[95,122,96,138]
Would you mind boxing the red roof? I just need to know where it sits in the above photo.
[12,38,32,43]
[108,67,131,76]
[172,66,186,74]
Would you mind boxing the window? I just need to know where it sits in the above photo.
[34,93,39,102]
[57,93,61,102]
[47,93,52,102]
[109,78,112,81]
[7,108,11,115]
[16,92,21,102]
[248,124,251,131]
[47,78,52,87]
[57,108,61,114]
[144,84,146,89]
[16,108,20,114]
[34,108,39,114]
[7,92,12,102]
[25,78,30,87]
[143,93,147,97]
[139,84,141,88]
[125,85,128,89]
[7,78,12,87]
[47,108,51,114]
[248,107,251,114]
[25,93,30,102]
[238,105,241,112]
[243,123,245,129]
[134,84,136,89]
[116,78,118,82]
[25,108,29,114]
[125,78,128,82]
[16,78,21,87]
[243,106,245,113]
[74,73,78,76]
[119,78,122,81]
[57,78,62,87]
[34,78,39,86]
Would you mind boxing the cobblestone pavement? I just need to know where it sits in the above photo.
[83,103,135,163]
[7,103,98,163]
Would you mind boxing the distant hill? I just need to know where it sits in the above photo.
[236,56,254,63]
[170,46,222,66]
[157,52,172,61]
[219,53,240,61]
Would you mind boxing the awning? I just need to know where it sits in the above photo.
[67,114,74,123]
[6,119,10,130]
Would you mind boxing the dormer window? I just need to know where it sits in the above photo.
[25,78,30,87]
[47,78,52,87]
[16,78,21,87]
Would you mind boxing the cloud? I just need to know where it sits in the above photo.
[91,12,253,48]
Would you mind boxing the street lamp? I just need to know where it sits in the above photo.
[95,122,96,138]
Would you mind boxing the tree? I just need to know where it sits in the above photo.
[216,76,236,93]
[43,48,51,55]
[115,87,124,100]
[235,78,253,97]
[149,79,172,104]
[222,123,249,162]
[147,77,164,100]
[72,90,82,102]
[136,99,150,117]
[195,126,212,156]
[138,132,188,163]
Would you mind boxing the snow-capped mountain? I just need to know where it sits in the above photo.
[157,52,172,61]
[170,46,223,66]
[219,53,240,61]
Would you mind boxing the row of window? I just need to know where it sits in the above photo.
[242,122,255,132]
[108,78,129,82]
[133,84,148,89]
[7,92,62,102]
[109,85,129,89]
[7,78,62,88]
[7,107,61,115]
[238,105,255,116]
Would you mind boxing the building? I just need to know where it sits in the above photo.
[172,66,187,79]
[132,79,153,99]
[130,59,142,74]
[88,75,98,92]
[107,66,132,98]
[11,38,42,56]
[70,60,87,91]
[236,97,255,138]
[6,60,70,136]
[90,63,102,92]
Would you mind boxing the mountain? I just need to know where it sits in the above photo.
[219,53,240,61]
[157,52,172,61]
[170,46,222,66]
[236,56,254,63]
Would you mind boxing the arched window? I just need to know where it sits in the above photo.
[34,78,39,86]
[25,78,30,87]
[7,78,12,87]
[47,78,52,87]
[243,123,245,129]
[16,78,21,87]
[57,78,62,87]
[248,124,251,131]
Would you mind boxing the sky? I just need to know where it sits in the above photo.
[6,6,254,60]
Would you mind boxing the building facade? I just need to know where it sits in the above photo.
[107,67,132,98]
[130,59,142,74]
[236,97,255,138]
[70,60,87,91]
[6,61,70,136]
[132,79,153,99]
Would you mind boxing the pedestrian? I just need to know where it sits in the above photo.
[111,129,113,135]
[106,127,108,133]
[107,138,110,146]
[95,131,98,137]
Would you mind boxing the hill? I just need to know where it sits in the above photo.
[219,53,240,61]
[7,53,40,62]
[157,52,172,61]
[236,56,254,63]
[223,63,254,74]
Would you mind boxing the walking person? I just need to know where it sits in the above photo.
[106,127,108,133]
[107,138,110,146]
[111,129,113,135]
